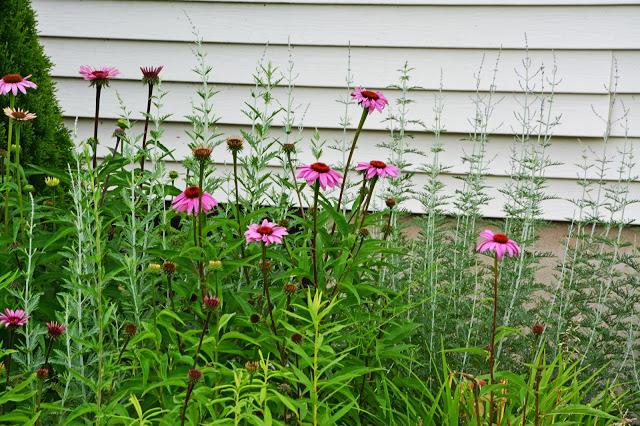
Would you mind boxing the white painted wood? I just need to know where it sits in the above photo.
[70,118,638,183]
[33,0,640,220]
[52,77,639,138]
[33,1,640,49]
[43,37,640,94]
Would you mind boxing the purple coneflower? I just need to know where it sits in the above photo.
[172,186,218,216]
[297,162,343,190]
[3,107,36,121]
[0,308,29,327]
[0,74,37,95]
[46,321,65,339]
[203,294,220,310]
[351,87,388,114]
[356,160,400,180]
[477,229,521,260]
[245,219,288,246]
[140,65,163,86]
[79,65,119,87]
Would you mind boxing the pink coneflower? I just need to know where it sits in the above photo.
[297,162,343,190]
[78,65,119,86]
[0,73,37,96]
[0,308,29,327]
[477,229,521,260]
[171,186,218,215]
[140,65,163,86]
[46,321,65,339]
[351,87,388,114]
[356,160,400,180]
[245,219,288,245]
[3,107,36,121]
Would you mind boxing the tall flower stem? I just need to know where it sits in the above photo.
[99,135,122,208]
[197,161,206,297]
[14,124,24,228]
[92,84,102,169]
[311,182,320,289]
[357,177,378,230]
[232,151,249,285]
[4,328,15,387]
[140,83,154,173]
[286,151,305,219]
[261,244,277,336]
[180,382,195,426]
[334,108,368,216]
[488,255,500,424]
[533,349,543,426]
[192,310,213,369]
[4,95,15,231]
[43,336,55,368]
[521,334,543,426]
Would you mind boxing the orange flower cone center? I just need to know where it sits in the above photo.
[361,90,379,100]
[257,226,273,235]
[2,74,23,83]
[370,160,387,169]
[184,186,201,198]
[12,111,27,119]
[493,233,509,244]
[310,162,330,173]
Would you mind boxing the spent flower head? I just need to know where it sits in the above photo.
[46,321,66,339]
[4,107,36,121]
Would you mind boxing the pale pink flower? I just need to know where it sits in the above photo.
[172,186,218,215]
[4,107,36,121]
[79,65,119,86]
[0,308,29,327]
[0,73,37,96]
[477,229,521,260]
[297,162,343,190]
[356,160,400,180]
[245,219,288,245]
[351,87,388,114]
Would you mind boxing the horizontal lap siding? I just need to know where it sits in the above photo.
[32,0,640,222]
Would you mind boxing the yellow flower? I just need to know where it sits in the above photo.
[45,176,60,187]
[148,263,161,271]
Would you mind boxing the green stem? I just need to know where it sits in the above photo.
[4,328,15,387]
[197,161,206,297]
[488,255,499,425]
[261,244,277,336]
[335,108,368,216]
[92,84,102,169]
[140,83,153,173]
[232,151,250,286]
[192,310,213,369]
[311,182,320,289]
[4,95,15,231]
[15,125,24,230]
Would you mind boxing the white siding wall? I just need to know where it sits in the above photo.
[32,0,640,221]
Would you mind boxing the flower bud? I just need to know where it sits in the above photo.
[283,283,298,295]
[37,368,49,380]
[291,333,303,344]
[203,294,220,310]
[208,259,222,270]
[125,323,138,336]
[148,263,161,271]
[163,261,176,275]
[169,171,179,180]
[116,118,129,130]
[23,184,34,193]
[532,323,545,335]
[250,313,260,324]
[188,368,203,383]
[282,143,295,154]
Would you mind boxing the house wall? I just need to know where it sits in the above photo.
[32,0,640,222]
